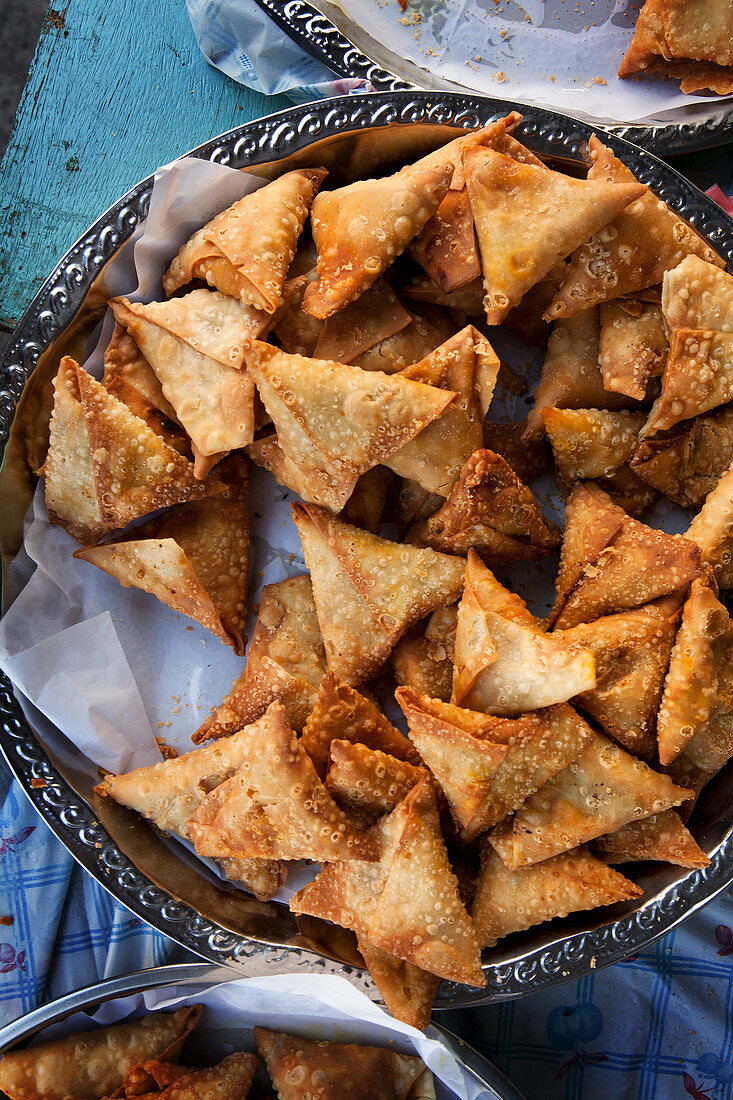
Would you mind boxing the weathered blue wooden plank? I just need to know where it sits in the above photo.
[0,0,291,329]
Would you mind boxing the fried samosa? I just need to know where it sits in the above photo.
[489,733,693,868]
[546,136,723,319]
[384,327,499,496]
[163,168,326,310]
[657,577,733,765]
[592,809,709,869]
[398,688,594,839]
[464,147,645,325]
[406,449,560,564]
[555,596,682,758]
[193,574,326,743]
[549,483,702,629]
[452,552,596,714]
[187,702,378,864]
[686,461,733,588]
[245,340,455,512]
[304,159,453,318]
[472,843,642,948]
[293,504,465,685]
[44,357,224,544]
[0,1007,202,1100]
[75,455,249,653]
[254,1028,426,1100]
[291,774,485,986]
[301,672,419,778]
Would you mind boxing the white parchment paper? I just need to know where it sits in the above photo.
[24,972,501,1099]
[329,0,733,126]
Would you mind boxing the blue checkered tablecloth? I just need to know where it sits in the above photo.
[2,5,733,1096]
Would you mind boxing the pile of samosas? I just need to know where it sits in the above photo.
[0,1004,434,1100]
[42,111,733,1026]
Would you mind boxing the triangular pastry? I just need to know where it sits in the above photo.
[391,606,457,704]
[592,809,709,869]
[96,724,284,900]
[163,168,327,310]
[452,552,596,715]
[662,255,733,333]
[631,406,733,509]
[314,277,412,363]
[356,936,441,1030]
[138,1052,258,1099]
[44,357,223,544]
[408,186,480,293]
[0,1007,202,1100]
[550,483,702,629]
[303,159,454,319]
[526,308,636,437]
[657,577,733,765]
[546,136,723,319]
[187,702,378,863]
[293,504,466,685]
[406,449,560,564]
[686,462,733,588]
[398,688,594,839]
[599,299,667,400]
[254,1028,425,1100]
[472,842,642,948]
[103,372,191,461]
[463,146,645,325]
[384,327,499,495]
[290,774,486,986]
[102,321,178,422]
[301,672,419,778]
[550,481,624,621]
[193,574,326,743]
[110,293,258,457]
[556,596,681,758]
[643,328,733,435]
[351,308,452,374]
[676,708,733,777]
[541,407,646,486]
[409,114,544,296]
[489,733,693,868]
[75,455,249,653]
[325,740,425,820]
[619,0,733,79]
[245,341,455,511]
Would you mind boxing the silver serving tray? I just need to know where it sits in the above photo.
[249,0,733,154]
[2,91,733,1009]
[0,962,527,1100]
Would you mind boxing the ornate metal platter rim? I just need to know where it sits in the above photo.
[2,91,733,1008]
[250,0,733,154]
